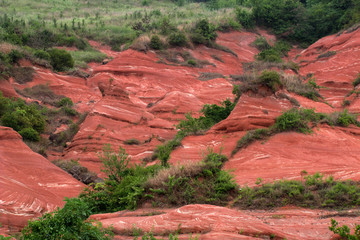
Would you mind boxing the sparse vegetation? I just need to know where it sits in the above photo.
[232,108,360,155]
[235,172,360,209]
[329,219,360,240]
[52,159,99,185]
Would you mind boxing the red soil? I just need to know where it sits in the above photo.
[0,127,85,234]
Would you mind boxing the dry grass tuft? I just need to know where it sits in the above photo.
[145,161,204,189]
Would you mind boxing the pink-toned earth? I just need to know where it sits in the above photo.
[1,28,360,238]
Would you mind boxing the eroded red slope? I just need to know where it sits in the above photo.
[0,127,85,233]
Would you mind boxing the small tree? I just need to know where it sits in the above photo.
[98,144,130,183]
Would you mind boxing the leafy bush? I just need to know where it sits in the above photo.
[168,31,188,47]
[235,7,255,29]
[19,127,40,142]
[149,35,163,50]
[98,144,130,184]
[34,50,51,61]
[145,150,237,207]
[235,173,360,209]
[251,37,271,51]
[190,19,217,45]
[335,109,359,127]
[259,70,282,92]
[0,96,46,137]
[273,108,318,133]
[329,219,360,240]
[256,48,282,63]
[47,48,74,71]
[8,49,23,64]
[22,198,113,240]
[56,97,73,107]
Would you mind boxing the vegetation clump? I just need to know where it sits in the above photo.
[22,198,113,240]
[235,173,360,209]
[48,48,74,71]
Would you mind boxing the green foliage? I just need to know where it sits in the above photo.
[8,49,23,64]
[235,173,360,209]
[19,127,40,142]
[146,150,237,206]
[190,19,217,45]
[56,97,74,107]
[353,74,360,87]
[273,108,320,133]
[256,49,282,63]
[329,219,360,240]
[251,36,270,51]
[99,144,130,184]
[335,109,359,127]
[34,50,51,61]
[22,198,113,240]
[235,7,255,29]
[259,70,282,92]
[0,93,46,140]
[168,31,188,47]
[47,48,74,71]
[201,99,235,123]
[80,163,161,213]
[232,128,271,155]
[149,35,163,50]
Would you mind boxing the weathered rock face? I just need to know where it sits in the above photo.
[296,27,360,109]
[2,28,360,239]
[91,204,360,240]
[0,127,85,233]
[225,125,360,186]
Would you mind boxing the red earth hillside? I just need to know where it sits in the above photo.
[1,28,360,239]
[0,127,85,234]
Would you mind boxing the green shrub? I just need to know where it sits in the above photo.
[56,97,73,107]
[235,7,255,29]
[61,106,78,116]
[47,48,74,71]
[273,40,292,57]
[259,70,282,92]
[187,59,197,66]
[19,127,40,142]
[0,100,46,134]
[168,31,188,47]
[191,19,217,45]
[34,50,51,61]
[22,198,113,240]
[335,109,359,127]
[329,219,360,239]
[99,144,130,184]
[353,74,360,87]
[256,49,282,63]
[251,37,271,51]
[273,108,323,133]
[149,35,163,50]
[8,49,23,64]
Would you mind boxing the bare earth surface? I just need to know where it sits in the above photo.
[1,29,360,238]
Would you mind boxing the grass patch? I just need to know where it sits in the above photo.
[234,173,360,209]
[11,67,35,84]
[16,84,66,106]
[318,51,336,59]
[198,72,225,81]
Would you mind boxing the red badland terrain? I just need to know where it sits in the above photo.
[1,27,360,239]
